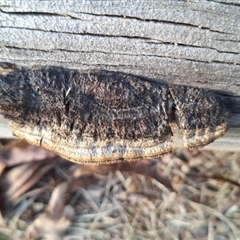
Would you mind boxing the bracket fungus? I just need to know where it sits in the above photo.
[0,64,231,164]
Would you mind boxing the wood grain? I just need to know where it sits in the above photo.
[0,1,239,152]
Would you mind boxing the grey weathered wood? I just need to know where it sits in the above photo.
[0,115,15,138]
[0,1,239,151]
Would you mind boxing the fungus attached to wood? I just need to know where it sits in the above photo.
[0,64,231,164]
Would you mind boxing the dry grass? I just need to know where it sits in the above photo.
[0,144,240,240]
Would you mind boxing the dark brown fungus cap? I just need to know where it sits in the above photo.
[0,65,231,164]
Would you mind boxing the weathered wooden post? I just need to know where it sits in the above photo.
[0,1,239,153]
